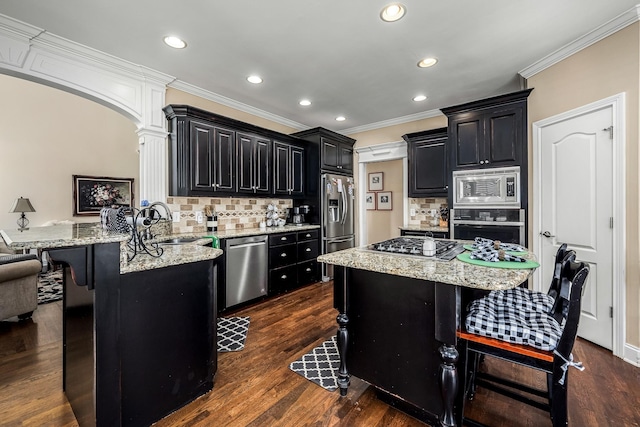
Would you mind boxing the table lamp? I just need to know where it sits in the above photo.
[9,197,36,230]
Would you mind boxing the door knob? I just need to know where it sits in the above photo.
[540,231,555,238]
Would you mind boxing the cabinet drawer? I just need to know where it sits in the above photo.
[269,265,297,295]
[269,244,297,269]
[297,229,319,241]
[297,241,319,261]
[297,260,318,285]
[269,232,297,246]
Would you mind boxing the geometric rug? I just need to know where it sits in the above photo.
[289,336,340,392]
[217,316,250,352]
[37,270,63,305]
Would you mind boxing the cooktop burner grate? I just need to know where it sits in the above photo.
[368,237,464,261]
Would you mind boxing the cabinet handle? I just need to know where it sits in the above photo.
[280,253,287,257]
[305,248,311,252]
[281,237,287,241]
[305,233,311,237]
[479,160,485,164]
[305,268,311,272]
[281,275,287,279]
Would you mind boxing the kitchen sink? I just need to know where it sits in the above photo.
[158,237,201,245]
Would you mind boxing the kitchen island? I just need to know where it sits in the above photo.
[1,224,223,427]
[317,244,535,427]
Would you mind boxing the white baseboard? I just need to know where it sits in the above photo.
[623,343,640,367]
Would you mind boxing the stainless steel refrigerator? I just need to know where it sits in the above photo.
[321,173,355,280]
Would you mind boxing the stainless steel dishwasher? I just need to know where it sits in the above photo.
[225,235,268,308]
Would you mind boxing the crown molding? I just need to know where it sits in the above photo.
[520,4,640,78]
[340,109,443,135]
[168,79,307,131]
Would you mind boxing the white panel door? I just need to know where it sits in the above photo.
[539,105,613,349]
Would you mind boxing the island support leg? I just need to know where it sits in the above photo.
[336,312,350,396]
[334,266,350,396]
[434,282,461,427]
[439,344,459,427]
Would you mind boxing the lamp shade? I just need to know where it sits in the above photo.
[9,197,36,213]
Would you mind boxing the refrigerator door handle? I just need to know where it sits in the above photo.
[341,187,347,225]
[326,236,354,244]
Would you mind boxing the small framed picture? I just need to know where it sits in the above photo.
[377,191,392,210]
[73,175,135,216]
[368,172,384,191]
[365,193,376,210]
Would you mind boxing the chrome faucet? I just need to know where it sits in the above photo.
[148,201,173,221]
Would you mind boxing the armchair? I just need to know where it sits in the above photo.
[0,240,41,321]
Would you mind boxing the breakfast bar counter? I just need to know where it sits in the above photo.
[318,243,536,427]
[1,224,223,427]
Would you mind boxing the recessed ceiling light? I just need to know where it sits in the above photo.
[418,57,438,68]
[380,3,406,22]
[336,116,346,122]
[247,75,263,84]
[413,95,427,102]
[163,36,187,49]
[299,99,312,106]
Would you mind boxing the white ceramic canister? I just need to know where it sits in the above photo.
[423,237,436,257]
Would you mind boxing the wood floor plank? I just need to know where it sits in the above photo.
[1,282,639,426]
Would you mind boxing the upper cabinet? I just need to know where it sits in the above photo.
[403,128,448,197]
[441,89,532,171]
[237,132,271,195]
[292,127,356,175]
[164,105,307,198]
[274,141,304,197]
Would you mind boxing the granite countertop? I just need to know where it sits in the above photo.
[205,224,320,239]
[400,225,449,233]
[317,245,536,290]
[121,244,223,274]
[1,223,130,250]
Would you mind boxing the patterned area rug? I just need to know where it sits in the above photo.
[37,270,63,305]
[289,336,339,392]
[217,317,250,352]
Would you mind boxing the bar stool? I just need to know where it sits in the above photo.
[459,257,590,427]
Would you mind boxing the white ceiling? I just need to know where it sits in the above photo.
[0,1,637,133]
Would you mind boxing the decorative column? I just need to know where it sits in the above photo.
[137,128,168,205]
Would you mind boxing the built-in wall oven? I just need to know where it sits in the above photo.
[450,166,525,245]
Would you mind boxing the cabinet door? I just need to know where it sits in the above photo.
[190,121,214,191]
[321,137,339,170]
[214,127,236,192]
[290,146,304,195]
[273,142,290,195]
[254,137,271,194]
[339,143,353,173]
[484,106,522,167]
[236,133,254,193]
[409,136,448,197]
[450,114,483,169]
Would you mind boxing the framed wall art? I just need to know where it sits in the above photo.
[365,192,376,210]
[73,175,134,216]
[368,172,384,191]
[377,191,392,210]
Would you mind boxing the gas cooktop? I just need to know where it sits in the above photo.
[367,237,464,261]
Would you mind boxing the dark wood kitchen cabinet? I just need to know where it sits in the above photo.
[291,127,356,175]
[403,127,448,197]
[268,229,319,295]
[164,105,310,198]
[273,140,305,197]
[237,132,271,195]
[441,89,532,171]
[190,121,236,192]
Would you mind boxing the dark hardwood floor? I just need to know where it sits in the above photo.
[1,281,638,426]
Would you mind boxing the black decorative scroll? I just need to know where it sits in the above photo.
[125,207,165,262]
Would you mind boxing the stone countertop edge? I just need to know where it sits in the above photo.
[399,225,449,233]
[1,224,130,250]
[317,247,535,291]
[121,245,223,275]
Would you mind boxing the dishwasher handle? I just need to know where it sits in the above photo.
[228,241,266,250]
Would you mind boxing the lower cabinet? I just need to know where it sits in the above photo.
[269,229,319,295]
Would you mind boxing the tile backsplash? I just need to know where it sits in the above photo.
[408,197,448,227]
[166,197,293,234]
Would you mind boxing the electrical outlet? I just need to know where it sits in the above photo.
[172,211,181,223]
[196,211,203,224]
[410,208,416,217]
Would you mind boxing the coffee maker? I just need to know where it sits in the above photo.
[292,207,304,224]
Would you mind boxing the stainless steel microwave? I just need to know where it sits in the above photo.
[452,166,520,208]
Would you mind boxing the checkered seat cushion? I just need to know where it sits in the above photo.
[465,296,563,351]
[487,287,554,314]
